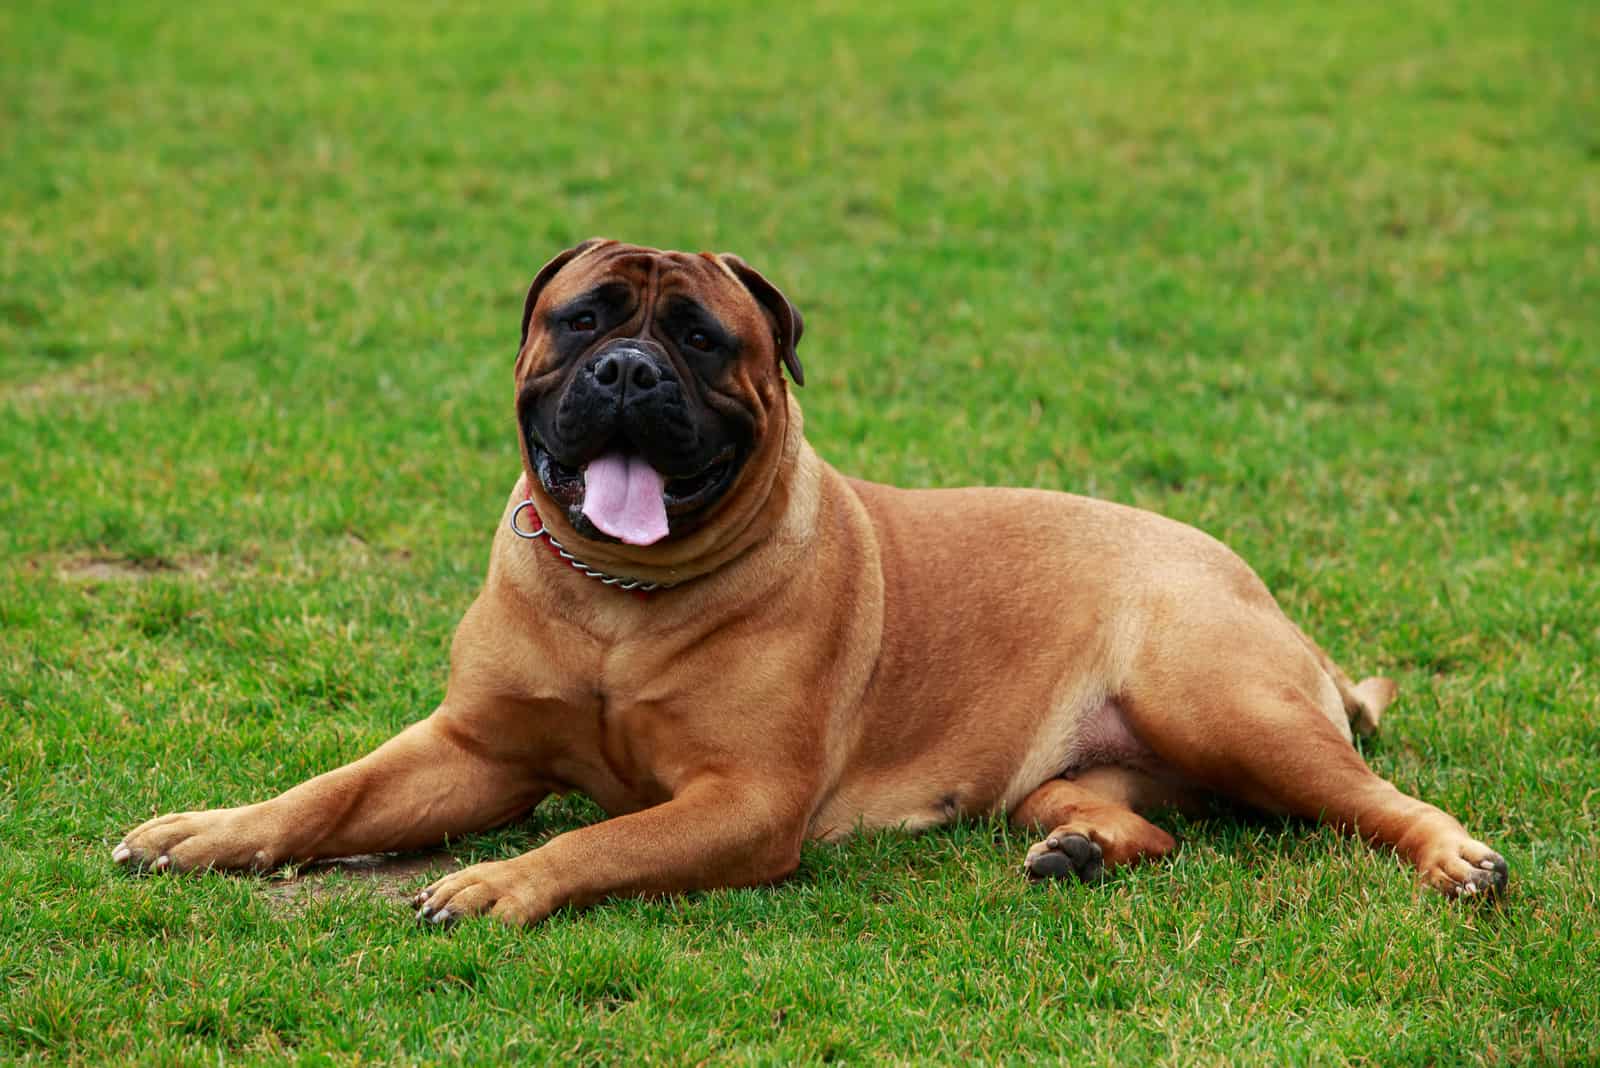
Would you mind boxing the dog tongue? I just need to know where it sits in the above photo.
[581,450,670,546]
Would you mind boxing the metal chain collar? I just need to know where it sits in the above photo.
[509,499,673,593]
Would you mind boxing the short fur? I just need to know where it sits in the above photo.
[114,241,1508,920]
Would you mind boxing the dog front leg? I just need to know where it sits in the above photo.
[414,777,807,925]
[113,710,548,873]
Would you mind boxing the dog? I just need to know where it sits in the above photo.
[114,239,1509,922]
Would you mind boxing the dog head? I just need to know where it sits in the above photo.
[514,239,804,555]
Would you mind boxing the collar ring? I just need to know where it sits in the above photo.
[508,498,671,594]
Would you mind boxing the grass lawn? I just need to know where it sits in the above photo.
[3,0,1598,1062]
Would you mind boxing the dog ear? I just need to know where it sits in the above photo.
[718,253,805,387]
[519,238,609,352]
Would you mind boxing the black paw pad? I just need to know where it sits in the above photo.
[1026,833,1105,885]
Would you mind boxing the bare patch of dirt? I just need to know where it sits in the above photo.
[59,554,208,581]
[4,362,157,405]
[264,849,466,914]
[343,530,414,563]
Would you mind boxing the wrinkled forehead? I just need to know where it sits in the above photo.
[541,244,756,324]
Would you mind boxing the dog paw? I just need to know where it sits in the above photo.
[1423,839,1509,900]
[112,808,276,874]
[1024,832,1105,884]
[413,860,553,927]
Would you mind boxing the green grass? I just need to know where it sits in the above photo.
[3,0,1598,1062]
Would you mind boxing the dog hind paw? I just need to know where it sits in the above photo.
[1024,832,1105,884]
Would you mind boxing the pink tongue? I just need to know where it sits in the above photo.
[581,450,670,546]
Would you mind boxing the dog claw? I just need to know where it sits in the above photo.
[1447,851,1508,899]
[429,909,452,925]
[152,855,171,872]
[112,844,131,863]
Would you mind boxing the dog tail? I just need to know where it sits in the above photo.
[1291,623,1396,738]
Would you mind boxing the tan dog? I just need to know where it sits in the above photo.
[114,240,1508,922]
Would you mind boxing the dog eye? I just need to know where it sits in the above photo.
[568,312,597,333]
[685,329,715,352]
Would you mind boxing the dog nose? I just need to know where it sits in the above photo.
[592,349,661,394]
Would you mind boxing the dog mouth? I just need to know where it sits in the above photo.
[531,439,739,546]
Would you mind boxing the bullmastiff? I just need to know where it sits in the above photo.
[113,239,1509,922]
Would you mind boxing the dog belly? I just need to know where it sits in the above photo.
[805,785,960,840]
[805,691,1154,840]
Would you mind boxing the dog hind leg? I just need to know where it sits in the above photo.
[1123,619,1506,898]
[1290,620,1397,738]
